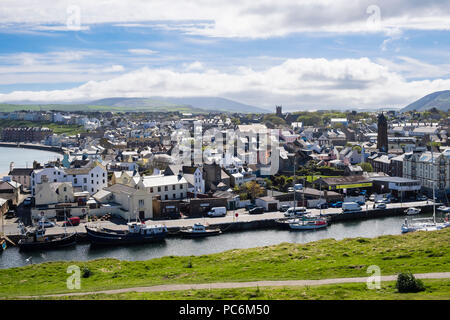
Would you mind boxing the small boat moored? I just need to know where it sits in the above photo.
[179,223,221,238]
[437,206,450,213]
[289,216,328,231]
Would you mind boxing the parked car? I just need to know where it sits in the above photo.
[245,204,256,211]
[62,216,81,226]
[316,203,329,209]
[284,207,309,217]
[5,210,15,219]
[207,207,227,217]
[331,201,343,208]
[342,202,362,213]
[287,187,294,192]
[374,201,387,209]
[38,220,56,228]
[380,198,390,204]
[279,204,290,212]
[249,206,264,214]
[356,200,365,206]
[23,197,32,206]
[416,195,427,201]
[369,194,376,202]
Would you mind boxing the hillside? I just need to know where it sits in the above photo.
[402,90,450,112]
[0,97,267,114]
[90,96,268,113]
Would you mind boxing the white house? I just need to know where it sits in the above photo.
[34,178,74,206]
[31,161,107,196]
[137,174,188,201]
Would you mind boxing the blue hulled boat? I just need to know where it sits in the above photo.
[85,222,167,245]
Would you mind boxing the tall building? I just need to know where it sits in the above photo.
[275,105,282,117]
[377,113,388,152]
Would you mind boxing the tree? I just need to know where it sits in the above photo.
[358,162,373,172]
[244,181,265,200]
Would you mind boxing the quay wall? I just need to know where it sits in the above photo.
[0,142,66,155]
[6,204,437,244]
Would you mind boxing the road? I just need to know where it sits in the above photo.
[16,272,450,299]
[2,200,434,237]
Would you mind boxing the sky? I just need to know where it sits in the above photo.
[1,0,450,111]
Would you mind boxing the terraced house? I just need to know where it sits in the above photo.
[403,148,450,198]
[31,161,107,196]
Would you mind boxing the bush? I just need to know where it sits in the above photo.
[395,272,425,293]
[82,266,92,278]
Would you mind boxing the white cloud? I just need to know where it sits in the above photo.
[183,61,204,71]
[128,49,159,55]
[2,1,450,38]
[1,57,449,109]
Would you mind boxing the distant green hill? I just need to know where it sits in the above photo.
[0,96,268,114]
[402,90,450,112]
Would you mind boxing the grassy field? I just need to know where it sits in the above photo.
[0,228,449,298]
[0,119,86,136]
[39,279,450,300]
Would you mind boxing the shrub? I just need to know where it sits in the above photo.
[82,266,92,278]
[395,272,425,293]
[185,259,193,268]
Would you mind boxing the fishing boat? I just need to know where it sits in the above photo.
[289,216,328,231]
[404,207,421,215]
[17,221,77,251]
[179,223,221,238]
[85,222,168,245]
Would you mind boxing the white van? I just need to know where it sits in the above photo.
[207,207,227,217]
[342,202,362,213]
[284,207,309,217]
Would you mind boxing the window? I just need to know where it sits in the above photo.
[103,173,105,177]
[173,193,176,199]
[91,188,94,192]
[91,173,93,177]
[165,186,168,191]
[54,179,57,182]
[180,184,183,189]
[150,187,154,193]
[91,180,94,184]
[103,180,105,184]
[139,199,144,208]
[83,178,87,183]
[63,187,67,192]
[165,194,168,200]
[158,186,161,192]
[172,185,176,190]
[180,193,183,198]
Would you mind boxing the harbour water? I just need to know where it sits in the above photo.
[0,147,61,174]
[0,215,420,269]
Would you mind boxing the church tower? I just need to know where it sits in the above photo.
[377,112,388,153]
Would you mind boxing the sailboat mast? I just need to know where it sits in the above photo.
[293,154,296,208]
[431,145,436,224]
